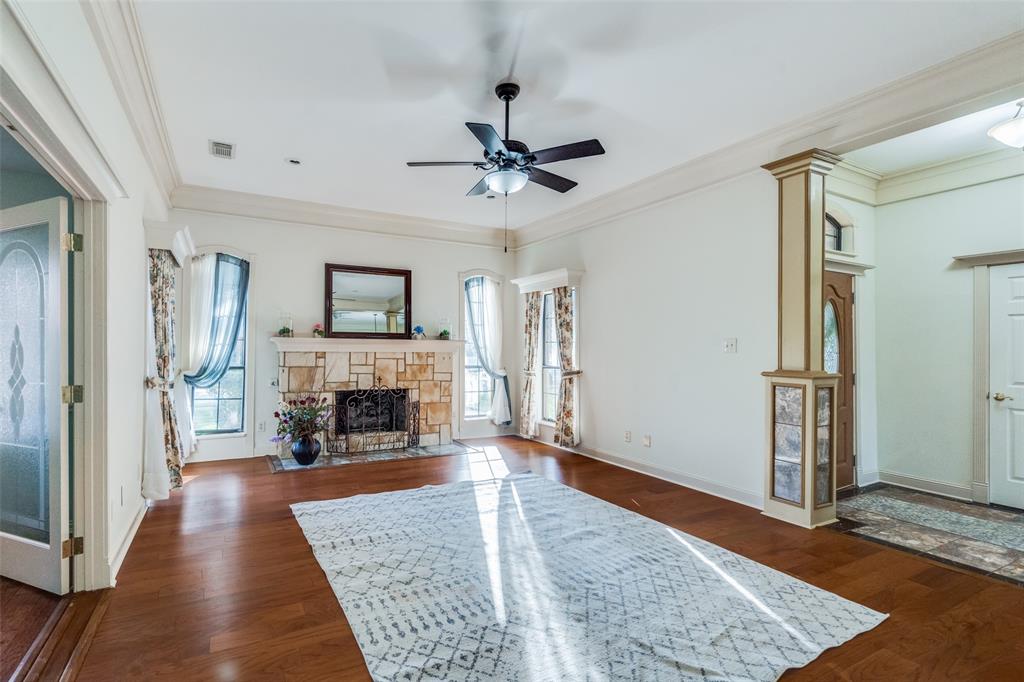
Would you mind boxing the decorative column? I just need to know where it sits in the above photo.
[761,149,842,528]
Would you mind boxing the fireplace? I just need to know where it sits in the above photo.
[329,385,419,454]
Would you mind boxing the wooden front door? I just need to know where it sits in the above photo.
[824,271,855,489]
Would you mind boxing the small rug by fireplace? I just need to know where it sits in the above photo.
[290,474,886,681]
[267,440,482,473]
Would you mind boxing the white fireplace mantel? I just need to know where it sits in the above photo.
[269,337,465,353]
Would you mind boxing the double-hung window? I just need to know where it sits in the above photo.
[464,277,493,418]
[541,292,561,422]
[191,309,247,434]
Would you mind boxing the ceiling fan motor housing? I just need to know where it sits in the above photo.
[495,81,520,102]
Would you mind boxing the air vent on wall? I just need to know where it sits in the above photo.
[209,140,235,159]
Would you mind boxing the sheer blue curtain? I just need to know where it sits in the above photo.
[184,254,249,389]
[465,276,511,425]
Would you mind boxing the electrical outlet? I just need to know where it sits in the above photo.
[624,430,632,443]
[723,338,738,354]
[257,421,266,433]
[642,434,652,448]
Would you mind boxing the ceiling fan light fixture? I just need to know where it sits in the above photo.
[988,102,1024,148]
[485,168,529,194]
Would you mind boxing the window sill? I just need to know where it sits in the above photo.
[539,419,556,427]
[463,416,489,422]
[196,431,247,441]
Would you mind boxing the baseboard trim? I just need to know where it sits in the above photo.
[107,500,146,586]
[554,441,763,510]
[878,470,973,501]
[858,469,881,486]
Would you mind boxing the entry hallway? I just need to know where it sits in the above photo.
[77,438,1024,680]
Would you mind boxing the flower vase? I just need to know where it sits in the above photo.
[291,436,322,465]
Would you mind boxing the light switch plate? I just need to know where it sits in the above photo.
[723,338,738,354]
[642,435,652,448]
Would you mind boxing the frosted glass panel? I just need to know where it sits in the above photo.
[824,302,839,374]
[0,223,50,542]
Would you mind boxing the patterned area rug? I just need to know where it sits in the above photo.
[291,474,886,681]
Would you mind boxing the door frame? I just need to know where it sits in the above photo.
[0,57,120,588]
[960,250,1024,504]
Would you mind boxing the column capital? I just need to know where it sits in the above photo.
[762,148,843,179]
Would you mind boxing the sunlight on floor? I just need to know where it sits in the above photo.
[665,527,817,651]
[467,446,510,481]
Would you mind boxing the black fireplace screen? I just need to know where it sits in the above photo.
[326,384,419,454]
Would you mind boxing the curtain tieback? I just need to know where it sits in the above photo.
[561,370,582,379]
[145,377,175,391]
[522,370,536,377]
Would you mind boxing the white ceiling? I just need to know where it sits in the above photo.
[845,99,1023,176]
[134,1,1023,229]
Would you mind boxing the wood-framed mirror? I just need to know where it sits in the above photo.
[324,264,412,339]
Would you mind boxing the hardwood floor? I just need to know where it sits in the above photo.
[76,437,1024,680]
[1,577,62,680]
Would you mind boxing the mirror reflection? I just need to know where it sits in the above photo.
[327,267,409,337]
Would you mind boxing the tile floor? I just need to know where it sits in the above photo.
[267,440,483,473]
[835,485,1024,586]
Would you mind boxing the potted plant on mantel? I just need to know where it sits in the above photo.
[271,395,332,465]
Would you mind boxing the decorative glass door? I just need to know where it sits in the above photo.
[0,197,70,594]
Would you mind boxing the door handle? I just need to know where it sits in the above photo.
[993,393,1014,402]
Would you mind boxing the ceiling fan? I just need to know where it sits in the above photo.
[407,82,604,196]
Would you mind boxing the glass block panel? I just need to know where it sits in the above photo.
[815,387,833,506]
[824,302,839,374]
[772,385,803,505]
[0,223,50,542]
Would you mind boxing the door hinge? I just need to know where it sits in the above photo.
[851,292,855,305]
[61,385,84,404]
[61,537,84,558]
[852,372,856,386]
[61,233,83,252]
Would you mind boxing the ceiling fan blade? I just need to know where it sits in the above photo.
[407,161,486,167]
[466,122,508,157]
[526,167,577,193]
[530,139,605,165]
[466,175,490,196]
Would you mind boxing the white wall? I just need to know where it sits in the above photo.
[10,1,168,584]
[874,176,1024,493]
[165,209,517,461]
[515,172,778,507]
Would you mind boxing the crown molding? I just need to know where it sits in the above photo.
[171,184,511,249]
[515,31,1024,249]
[874,148,1024,205]
[80,0,179,206]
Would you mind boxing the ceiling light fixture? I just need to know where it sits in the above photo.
[987,101,1024,149]
[484,168,528,195]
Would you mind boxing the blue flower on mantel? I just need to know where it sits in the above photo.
[413,325,424,334]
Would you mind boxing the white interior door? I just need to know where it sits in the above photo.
[0,198,70,594]
[990,262,1024,510]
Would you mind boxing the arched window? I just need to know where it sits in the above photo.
[825,213,843,252]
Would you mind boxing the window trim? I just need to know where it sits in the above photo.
[537,287,578,426]
[457,268,506,435]
[187,245,255,446]
[540,291,560,423]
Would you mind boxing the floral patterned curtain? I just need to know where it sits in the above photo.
[146,249,183,490]
[520,291,542,437]
[552,286,580,446]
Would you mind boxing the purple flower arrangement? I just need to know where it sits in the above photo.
[271,395,332,444]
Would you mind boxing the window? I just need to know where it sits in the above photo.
[825,214,842,252]
[823,301,839,374]
[192,309,246,434]
[463,277,493,418]
[541,292,560,422]
[540,289,577,423]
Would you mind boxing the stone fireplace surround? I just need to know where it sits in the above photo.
[270,338,463,449]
